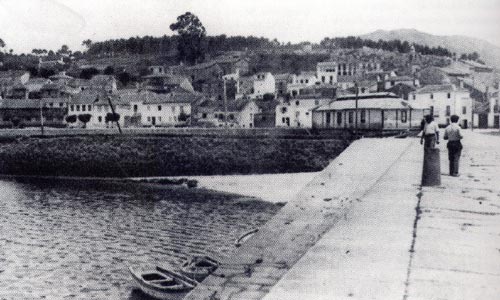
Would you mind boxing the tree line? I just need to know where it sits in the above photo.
[320,36,453,57]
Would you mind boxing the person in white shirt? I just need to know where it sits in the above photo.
[444,115,463,176]
[420,115,440,149]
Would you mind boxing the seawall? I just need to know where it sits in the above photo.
[0,135,348,177]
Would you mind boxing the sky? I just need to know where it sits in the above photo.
[0,0,499,53]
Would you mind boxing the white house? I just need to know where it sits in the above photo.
[275,96,330,128]
[287,72,318,98]
[409,84,473,128]
[196,99,259,128]
[252,72,275,99]
[317,61,338,84]
[134,92,194,127]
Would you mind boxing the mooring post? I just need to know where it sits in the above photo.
[422,147,441,186]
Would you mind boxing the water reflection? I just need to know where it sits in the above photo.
[0,178,280,299]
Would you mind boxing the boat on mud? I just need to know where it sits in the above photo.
[129,266,197,300]
[180,255,219,282]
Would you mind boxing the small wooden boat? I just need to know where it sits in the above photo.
[180,255,219,282]
[234,228,259,247]
[129,266,197,300]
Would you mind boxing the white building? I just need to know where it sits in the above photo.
[275,96,330,128]
[196,99,259,128]
[312,97,426,130]
[317,61,338,84]
[287,72,318,98]
[252,72,275,99]
[409,84,473,128]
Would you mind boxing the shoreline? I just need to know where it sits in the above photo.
[0,171,319,203]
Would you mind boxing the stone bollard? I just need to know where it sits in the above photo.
[422,148,441,186]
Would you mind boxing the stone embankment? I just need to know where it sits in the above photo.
[186,131,500,300]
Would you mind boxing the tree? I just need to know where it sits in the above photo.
[78,114,92,128]
[105,112,120,123]
[58,44,70,55]
[39,68,56,78]
[103,66,114,75]
[79,68,100,80]
[170,12,207,64]
[82,39,92,49]
[65,115,77,124]
[0,38,5,51]
[117,71,133,86]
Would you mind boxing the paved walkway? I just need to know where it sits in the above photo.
[186,131,500,300]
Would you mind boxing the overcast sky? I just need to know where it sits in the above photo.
[0,0,499,53]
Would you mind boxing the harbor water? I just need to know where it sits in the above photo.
[0,178,281,299]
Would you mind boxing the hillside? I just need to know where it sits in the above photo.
[360,29,500,68]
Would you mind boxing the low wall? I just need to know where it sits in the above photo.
[0,135,349,177]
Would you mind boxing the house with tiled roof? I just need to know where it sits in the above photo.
[409,84,472,128]
[141,73,194,94]
[127,90,200,127]
[312,97,427,130]
[275,96,331,128]
[0,70,30,98]
[88,75,117,93]
[287,72,318,98]
[0,98,66,128]
[195,99,259,128]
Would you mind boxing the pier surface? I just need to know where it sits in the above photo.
[186,131,500,300]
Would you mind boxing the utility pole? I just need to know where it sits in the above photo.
[39,99,44,136]
[354,82,359,133]
[106,94,122,134]
[223,78,228,127]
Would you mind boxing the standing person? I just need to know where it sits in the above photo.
[444,115,463,177]
[420,115,440,149]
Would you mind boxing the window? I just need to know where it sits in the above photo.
[171,106,176,113]
[70,105,74,112]
[305,79,309,84]
[59,103,64,107]
[88,105,91,111]
[133,105,138,112]
[322,76,325,83]
[305,112,309,116]
[412,94,416,100]
[49,103,53,107]
[229,114,234,120]
[462,106,467,114]
[98,116,102,123]
[361,110,366,123]
[202,113,207,119]
[446,105,451,116]
[447,93,451,99]
[158,117,162,122]
[348,111,354,124]
[282,117,286,123]
[147,117,151,122]
[295,100,300,106]
[336,112,342,125]
[158,105,162,111]
[430,93,434,99]
[76,105,80,112]
[326,112,331,125]
[401,110,407,123]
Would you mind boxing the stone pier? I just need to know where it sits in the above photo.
[186,131,500,300]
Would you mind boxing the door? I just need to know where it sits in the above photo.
[478,114,488,128]
[494,116,500,128]
[151,116,156,126]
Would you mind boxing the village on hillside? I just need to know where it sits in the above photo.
[0,13,499,133]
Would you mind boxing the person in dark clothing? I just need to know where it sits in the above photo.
[444,115,463,177]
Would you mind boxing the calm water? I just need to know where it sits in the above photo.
[0,178,281,300]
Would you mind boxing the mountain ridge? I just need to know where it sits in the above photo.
[359,29,500,68]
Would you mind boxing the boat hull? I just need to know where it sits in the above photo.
[129,267,193,300]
